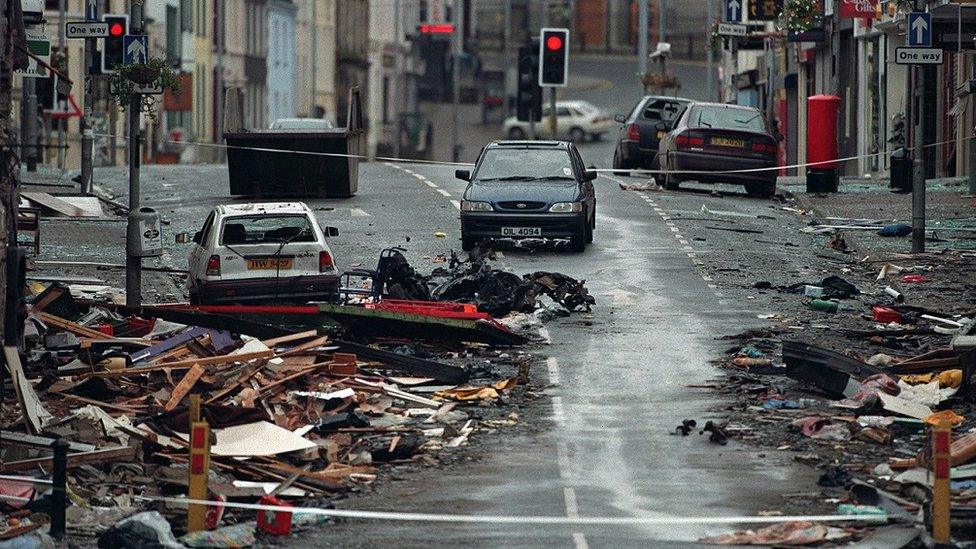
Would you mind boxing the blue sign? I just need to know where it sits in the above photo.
[123,35,148,65]
[725,0,742,22]
[85,0,98,21]
[908,12,931,48]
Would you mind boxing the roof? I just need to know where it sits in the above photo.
[490,140,568,148]
[216,202,312,216]
[688,101,759,112]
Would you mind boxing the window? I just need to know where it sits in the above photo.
[691,106,767,132]
[199,211,216,244]
[181,0,193,32]
[641,100,685,122]
[220,215,316,245]
[556,107,571,117]
[382,76,390,124]
[474,148,575,181]
[166,5,180,65]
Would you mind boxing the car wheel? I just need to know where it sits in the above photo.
[461,234,478,251]
[568,226,587,253]
[507,127,526,140]
[569,127,586,144]
[663,156,680,191]
[744,181,776,199]
[612,151,630,176]
[591,132,603,142]
[585,211,594,243]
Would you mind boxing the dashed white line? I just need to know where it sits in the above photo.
[563,487,580,518]
[546,357,560,386]
[551,395,565,424]
[436,188,451,197]
[450,200,461,210]
[573,533,591,549]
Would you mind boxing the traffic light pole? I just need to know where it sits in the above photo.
[80,36,94,195]
[548,88,556,137]
[911,0,925,254]
[125,0,144,306]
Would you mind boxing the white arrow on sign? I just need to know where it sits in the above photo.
[911,15,928,45]
[127,39,146,64]
[729,0,740,19]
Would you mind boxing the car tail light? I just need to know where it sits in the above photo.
[319,250,334,272]
[675,134,704,149]
[628,124,640,141]
[205,255,221,276]
[750,142,778,154]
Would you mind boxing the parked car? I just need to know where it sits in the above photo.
[457,140,597,252]
[187,202,340,304]
[656,102,781,198]
[269,118,336,130]
[611,95,691,174]
[502,100,614,143]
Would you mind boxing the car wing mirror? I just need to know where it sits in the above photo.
[613,114,626,123]
[325,226,340,238]
[655,121,669,132]
[584,169,598,181]
[455,169,471,181]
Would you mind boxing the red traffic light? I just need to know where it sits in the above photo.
[109,22,124,36]
[546,35,563,51]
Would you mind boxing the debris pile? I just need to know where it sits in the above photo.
[0,248,593,544]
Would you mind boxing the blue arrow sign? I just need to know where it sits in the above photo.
[85,0,98,22]
[725,0,742,22]
[907,12,931,48]
[123,35,148,65]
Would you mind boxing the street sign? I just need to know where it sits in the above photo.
[123,35,148,65]
[908,12,931,47]
[134,82,163,95]
[748,0,783,21]
[718,23,747,37]
[66,22,109,38]
[22,0,43,25]
[725,0,742,22]
[16,31,50,78]
[85,0,99,21]
[895,47,943,65]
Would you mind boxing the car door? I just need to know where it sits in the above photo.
[188,211,216,283]
[570,145,595,215]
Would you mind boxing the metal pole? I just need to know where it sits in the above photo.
[214,0,224,161]
[126,0,144,306]
[706,0,714,101]
[57,0,67,170]
[451,0,462,162]
[549,87,556,136]
[911,0,925,254]
[393,0,401,158]
[658,0,666,44]
[310,0,318,117]
[504,0,512,115]
[25,78,38,172]
[638,0,648,90]
[50,439,68,539]
[81,37,94,194]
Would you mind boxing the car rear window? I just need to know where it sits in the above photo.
[221,215,316,245]
[475,148,575,181]
[691,106,766,132]
[641,99,685,122]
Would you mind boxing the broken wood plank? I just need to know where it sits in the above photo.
[164,364,206,411]
[0,446,137,472]
[20,191,93,217]
[276,336,330,357]
[204,361,267,404]
[4,346,54,434]
[89,349,274,378]
[53,393,145,414]
[336,339,468,385]
[36,312,112,340]
[261,329,319,348]
[0,431,96,453]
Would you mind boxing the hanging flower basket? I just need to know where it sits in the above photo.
[642,72,681,90]
[780,0,822,33]
[126,65,161,86]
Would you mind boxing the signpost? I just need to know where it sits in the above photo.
[907,12,932,47]
[123,35,148,65]
[718,23,747,37]
[895,47,943,65]
[65,22,109,39]
[85,0,99,21]
[16,32,51,78]
[725,0,742,22]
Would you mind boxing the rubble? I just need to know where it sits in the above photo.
[0,249,593,544]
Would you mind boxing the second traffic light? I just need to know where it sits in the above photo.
[539,28,569,87]
[516,40,542,123]
[101,14,128,74]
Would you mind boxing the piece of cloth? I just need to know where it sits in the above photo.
[901,370,963,389]
[152,403,268,434]
[435,378,518,401]
[924,409,965,427]
[700,520,851,545]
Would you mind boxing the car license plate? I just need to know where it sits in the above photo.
[501,227,542,237]
[246,258,293,270]
[711,137,745,148]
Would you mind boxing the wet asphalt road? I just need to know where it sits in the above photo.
[86,58,825,546]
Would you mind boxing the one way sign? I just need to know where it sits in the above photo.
[908,12,931,48]
[123,34,148,65]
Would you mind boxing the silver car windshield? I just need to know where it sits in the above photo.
[220,215,315,245]
[692,107,766,132]
[475,149,575,181]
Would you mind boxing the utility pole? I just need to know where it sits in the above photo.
[125,0,144,306]
[214,0,224,161]
[451,0,462,162]
[56,0,66,170]
[80,0,96,195]
[310,0,318,117]
[658,0,666,44]
[23,78,38,172]
[503,0,512,115]
[638,0,648,92]
[706,0,714,101]
[911,0,925,254]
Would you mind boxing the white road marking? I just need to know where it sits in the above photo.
[556,441,571,479]
[546,357,560,385]
[350,208,370,217]
[437,189,451,197]
[573,533,590,549]
[551,395,565,424]
[450,200,461,210]
[425,180,438,188]
[412,173,426,180]
[563,487,580,518]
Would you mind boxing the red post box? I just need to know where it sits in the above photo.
[806,95,841,192]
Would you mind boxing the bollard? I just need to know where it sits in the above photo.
[50,438,69,539]
[187,394,211,533]
[932,419,952,543]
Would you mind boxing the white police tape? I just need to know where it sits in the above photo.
[143,495,888,527]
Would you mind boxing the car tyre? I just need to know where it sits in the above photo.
[612,151,630,176]
[569,225,587,252]
[744,182,776,199]
[585,210,594,244]
[461,234,478,251]
[569,127,586,144]
[507,127,526,140]
[662,156,680,191]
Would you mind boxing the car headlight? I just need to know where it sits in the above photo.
[461,201,493,212]
[549,202,582,213]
